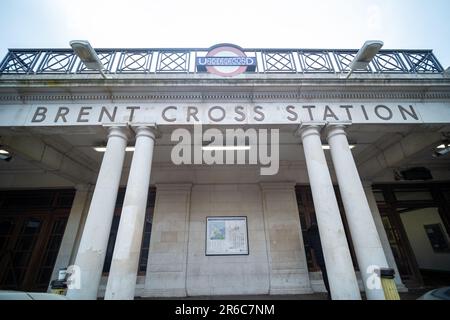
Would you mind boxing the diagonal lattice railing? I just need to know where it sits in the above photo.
[0,47,444,75]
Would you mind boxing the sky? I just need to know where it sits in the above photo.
[0,0,449,67]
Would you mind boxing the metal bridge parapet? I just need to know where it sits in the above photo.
[0,47,444,75]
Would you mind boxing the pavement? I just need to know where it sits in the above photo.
[142,290,428,300]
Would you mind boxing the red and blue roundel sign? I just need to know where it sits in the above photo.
[196,44,257,77]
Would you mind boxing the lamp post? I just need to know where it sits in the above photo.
[345,40,384,79]
[70,40,107,79]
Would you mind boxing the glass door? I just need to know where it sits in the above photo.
[0,216,43,289]
[0,214,68,291]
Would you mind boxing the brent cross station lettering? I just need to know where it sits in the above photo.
[22,103,424,126]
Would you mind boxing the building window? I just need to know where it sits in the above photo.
[424,224,450,253]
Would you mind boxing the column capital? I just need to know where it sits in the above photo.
[132,124,160,140]
[294,122,326,139]
[105,125,130,141]
[326,122,352,141]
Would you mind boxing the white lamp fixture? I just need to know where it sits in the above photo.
[437,143,450,149]
[345,40,384,79]
[70,40,107,79]
[322,144,355,150]
[94,146,135,152]
[202,145,251,151]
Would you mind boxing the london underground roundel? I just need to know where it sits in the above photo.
[196,44,257,77]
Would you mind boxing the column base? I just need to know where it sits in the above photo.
[142,288,187,298]
[97,276,146,299]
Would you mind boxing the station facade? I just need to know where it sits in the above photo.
[0,44,449,299]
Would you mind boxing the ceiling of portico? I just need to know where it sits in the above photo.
[1,123,449,187]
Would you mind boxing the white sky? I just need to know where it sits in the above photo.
[0,0,449,67]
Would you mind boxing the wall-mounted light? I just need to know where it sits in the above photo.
[433,142,450,158]
[0,148,12,161]
[436,143,449,149]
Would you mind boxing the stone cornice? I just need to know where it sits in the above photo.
[1,90,450,102]
[1,76,449,102]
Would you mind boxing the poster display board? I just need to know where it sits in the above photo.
[206,217,249,256]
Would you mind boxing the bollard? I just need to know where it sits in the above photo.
[50,268,68,295]
[380,268,400,300]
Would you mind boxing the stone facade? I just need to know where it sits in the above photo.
[143,182,311,297]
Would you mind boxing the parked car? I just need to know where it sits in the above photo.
[0,290,68,300]
[417,287,450,300]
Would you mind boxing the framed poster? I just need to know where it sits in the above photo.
[206,217,249,256]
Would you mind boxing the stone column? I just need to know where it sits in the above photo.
[297,124,361,300]
[363,183,407,291]
[327,124,389,300]
[66,126,128,300]
[48,184,92,292]
[105,126,157,300]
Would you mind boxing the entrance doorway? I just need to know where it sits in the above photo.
[0,190,74,291]
[296,183,450,290]
[374,183,450,288]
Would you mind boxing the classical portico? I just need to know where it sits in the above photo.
[1,45,450,299]
[64,122,413,300]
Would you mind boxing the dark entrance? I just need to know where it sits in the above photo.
[295,185,358,272]
[296,182,450,289]
[0,189,75,291]
[373,183,450,288]
[102,187,156,276]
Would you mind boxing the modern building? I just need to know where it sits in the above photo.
[0,43,449,300]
